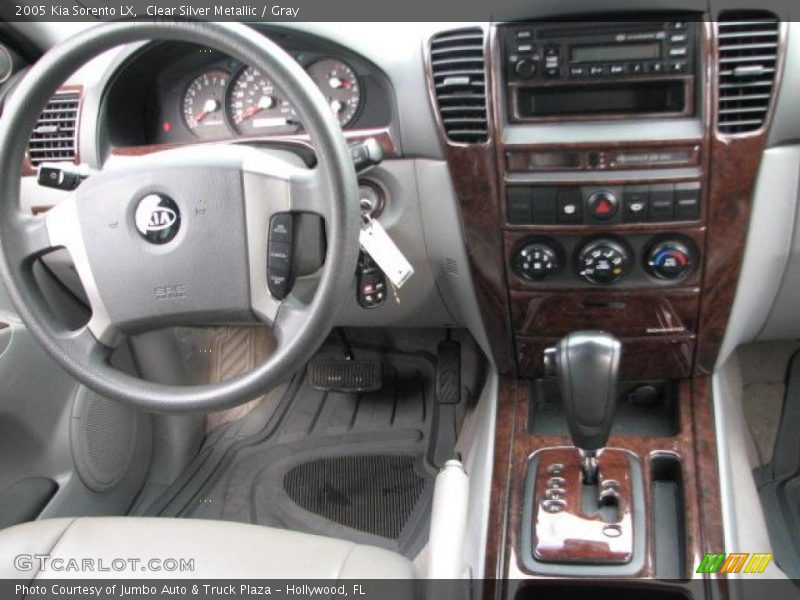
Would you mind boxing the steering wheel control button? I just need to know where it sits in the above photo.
[646,240,694,280]
[267,242,291,275]
[586,190,619,222]
[513,241,560,281]
[578,239,630,285]
[268,272,289,300]
[134,194,180,244]
[267,214,294,300]
[269,213,293,245]
[623,186,649,223]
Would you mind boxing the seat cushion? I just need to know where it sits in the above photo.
[0,517,416,579]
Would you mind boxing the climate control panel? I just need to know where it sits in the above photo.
[510,234,698,288]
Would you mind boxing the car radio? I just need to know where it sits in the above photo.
[502,21,698,120]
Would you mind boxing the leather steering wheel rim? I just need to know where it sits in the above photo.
[0,22,360,412]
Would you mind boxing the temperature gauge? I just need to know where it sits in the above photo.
[306,59,361,127]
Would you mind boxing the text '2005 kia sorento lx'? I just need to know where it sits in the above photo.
[0,2,799,598]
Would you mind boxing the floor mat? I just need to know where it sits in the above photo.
[756,349,800,578]
[142,346,441,556]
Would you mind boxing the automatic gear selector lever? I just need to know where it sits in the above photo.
[544,331,621,483]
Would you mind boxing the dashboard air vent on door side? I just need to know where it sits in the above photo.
[430,27,489,144]
[27,91,80,166]
[717,13,780,135]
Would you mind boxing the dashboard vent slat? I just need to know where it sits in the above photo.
[717,13,780,135]
[430,27,489,144]
[28,92,80,166]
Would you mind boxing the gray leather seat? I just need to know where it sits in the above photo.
[0,517,416,579]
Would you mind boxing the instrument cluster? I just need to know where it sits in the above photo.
[178,56,362,139]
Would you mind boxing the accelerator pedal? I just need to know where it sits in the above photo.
[309,358,383,393]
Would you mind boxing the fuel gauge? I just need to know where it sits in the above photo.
[306,59,361,127]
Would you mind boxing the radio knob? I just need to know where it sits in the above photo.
[514,242,559,281]
[578,239,630,285]
[515,59,537,80]
[646,240,693,280]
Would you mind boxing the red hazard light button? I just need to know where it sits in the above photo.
[587,190,619,221]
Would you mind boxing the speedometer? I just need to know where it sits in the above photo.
[306,59,361,128]
[226,66,299,136]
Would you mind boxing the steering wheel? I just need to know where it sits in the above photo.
[0,22,361,412]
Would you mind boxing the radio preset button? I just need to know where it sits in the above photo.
[669,46,688,57]
[670,61,688,73]
[670,33,687,43]
[590,65,607,76]
[545,66,561,78]
[631,62,645,74]
[609,64,627,76]
[516,29,533,40]
[570,66,588,78]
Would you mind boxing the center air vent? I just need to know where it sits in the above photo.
[717,13,780,135]
[27,91,80,166]
[430,27,489,144]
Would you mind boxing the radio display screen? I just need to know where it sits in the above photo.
[570,43,661,63]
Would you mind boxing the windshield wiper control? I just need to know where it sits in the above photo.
[349,137,383,174]
[37,163,88,191]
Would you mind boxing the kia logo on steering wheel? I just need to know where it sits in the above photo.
[135,194,181,244]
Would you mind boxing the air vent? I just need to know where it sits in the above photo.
[430,27,489,144]
[27,91,80,166]
[717,13,780,135]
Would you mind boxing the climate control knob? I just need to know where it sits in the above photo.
[646,240,693,280]
[514,242,560,281]
[577,239,630,285]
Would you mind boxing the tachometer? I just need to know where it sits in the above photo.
[226,66,299,136]
[306,59,361,127]
[182,70,229,138]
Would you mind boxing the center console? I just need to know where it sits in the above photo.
[427,11,784,596]
[497,19,706,382]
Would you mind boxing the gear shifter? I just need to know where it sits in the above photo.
[544,331,621,483]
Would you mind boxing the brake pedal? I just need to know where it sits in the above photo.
[309,358,383,393]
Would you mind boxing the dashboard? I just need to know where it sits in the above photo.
[101,27,395,149]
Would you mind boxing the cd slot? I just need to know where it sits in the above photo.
[513,79,690,120]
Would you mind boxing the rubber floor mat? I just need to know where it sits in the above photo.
[146,347,441,556]
[284,455,427,539]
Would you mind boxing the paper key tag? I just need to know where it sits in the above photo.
[359,219,414,288]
